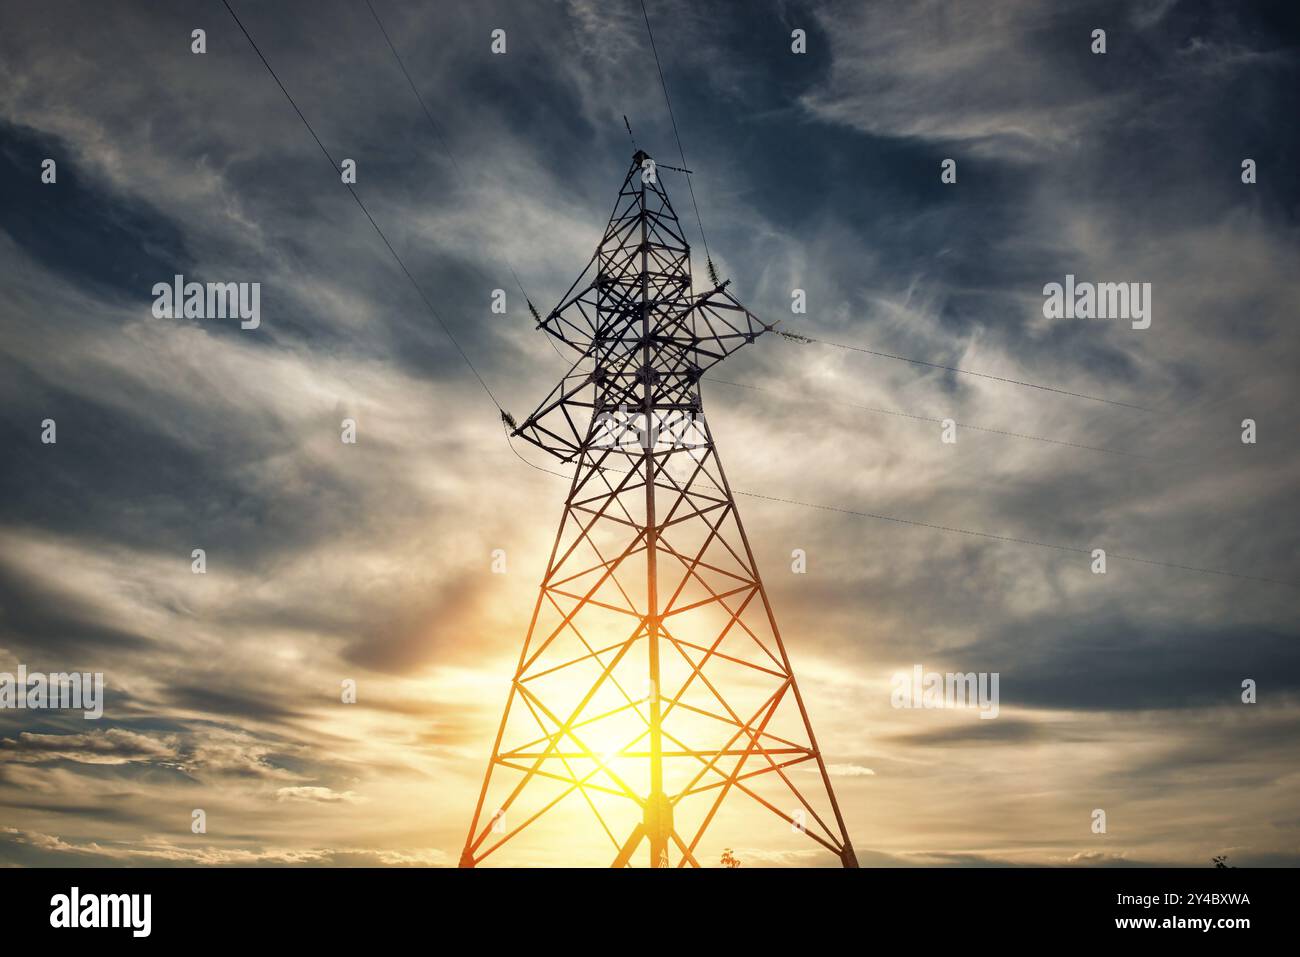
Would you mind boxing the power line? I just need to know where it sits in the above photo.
[364,0,542,331]
[530,339,1146,460]
[703,376,1145,458]
[732,488,1298,589]
[777,328,1151,412]
[504,434,1296,589]
[639,0,712,268]
[364,0,462,178]
[221,0,503,411]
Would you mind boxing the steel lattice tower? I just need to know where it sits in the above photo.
[461,151,857,868]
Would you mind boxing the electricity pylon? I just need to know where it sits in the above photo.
[461,151,857,868]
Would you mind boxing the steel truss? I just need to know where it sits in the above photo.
[461,152,857,868]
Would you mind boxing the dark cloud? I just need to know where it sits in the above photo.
[883,717,1046,747]
[0,556,152,656]
[961,619,1300,711]
[0,120,192,301]
[163,685,307,725]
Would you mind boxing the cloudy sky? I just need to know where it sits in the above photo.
[1,0,1297,867]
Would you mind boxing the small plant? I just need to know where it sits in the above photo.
[720,848,741,868]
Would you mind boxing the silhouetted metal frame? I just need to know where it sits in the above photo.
[461,155,857,868]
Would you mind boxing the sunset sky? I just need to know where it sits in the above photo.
[1,0,1298,867]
